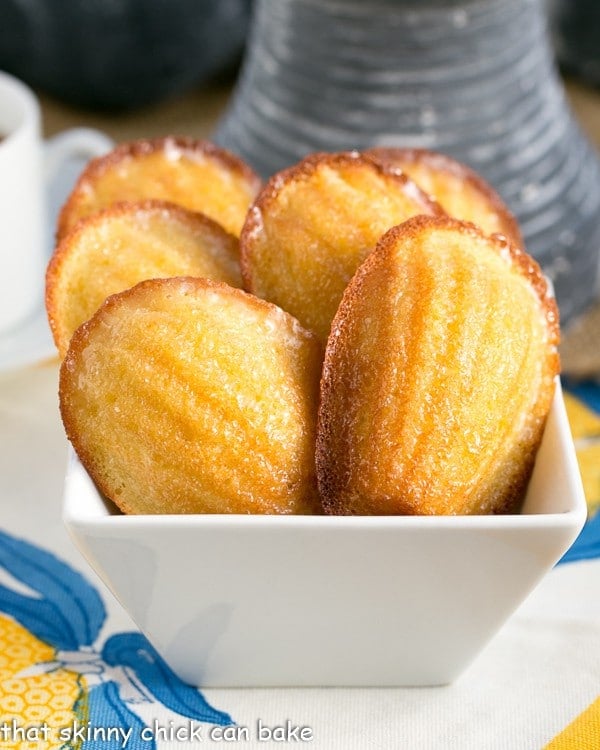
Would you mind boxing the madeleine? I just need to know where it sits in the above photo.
[57,136,261,240]
[366,147,522,246]
[317,216,559,516]
[60,278,323,515]
[241,151,442,343]
[47,200,242,357]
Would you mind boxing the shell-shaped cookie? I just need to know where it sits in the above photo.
[241,151,443,343]
[60,277,323,515]
[57,136,261,239]
[366,147,522,247]
[47,200,242,358]
[317,215,559,516]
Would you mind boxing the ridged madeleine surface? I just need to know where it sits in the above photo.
[47,200,242,358]
[366,147,522,247]
[57,137,261,239]
[60,278,322,515]
[241,151,442,342]
[317,216,559,516]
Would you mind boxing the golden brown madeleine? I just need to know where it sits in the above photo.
[365,147,522,247]
[240,151,442,343]
[60,277,323,515]
[47,200,242,358]
[57,137,261,240]
[317,215,559,516]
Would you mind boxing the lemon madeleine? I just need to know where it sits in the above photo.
[47,200,242,358]
[365,147,522,247]
[60,277,322,515]
[240,151,442,343]
[317,215,559,516]
[57,136,261,240]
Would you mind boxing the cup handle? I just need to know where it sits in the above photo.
[43,127,113,182]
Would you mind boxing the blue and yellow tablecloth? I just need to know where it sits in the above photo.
[0,362,599,749]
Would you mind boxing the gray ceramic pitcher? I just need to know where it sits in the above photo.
[214,0,600,324]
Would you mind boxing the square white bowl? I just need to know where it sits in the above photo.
[63,382,586,687]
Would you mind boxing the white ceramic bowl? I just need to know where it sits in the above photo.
[64,382,586,687]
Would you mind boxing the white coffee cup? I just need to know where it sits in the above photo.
[0,71,112,335]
